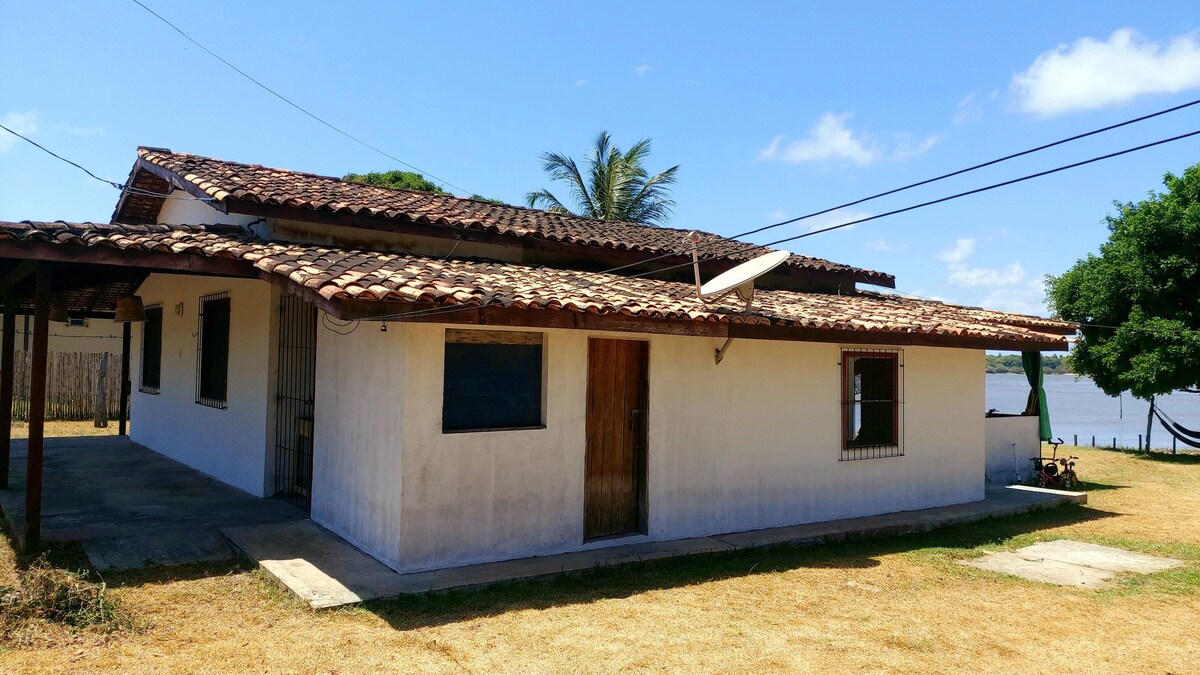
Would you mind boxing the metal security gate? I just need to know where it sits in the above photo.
[274,295,317,510]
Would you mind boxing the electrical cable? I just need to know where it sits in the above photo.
[363,127,1200,323]
[0,122,215,202]
[130,0,472,196]
[546,96,1200,280]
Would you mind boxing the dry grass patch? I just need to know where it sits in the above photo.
[1,446,1198,673]
[9,420,120,439]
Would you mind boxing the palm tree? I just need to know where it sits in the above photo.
[525,131,679,227]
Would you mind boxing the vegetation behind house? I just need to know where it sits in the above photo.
[985,354,1072,374]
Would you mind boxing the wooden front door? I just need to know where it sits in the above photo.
[585,338,649,540]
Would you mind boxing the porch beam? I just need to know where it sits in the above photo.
[119,322,130,436]
[24,264,50,552]
[0,291,14,488]
[0,260,38,295]
[0,241,259,279]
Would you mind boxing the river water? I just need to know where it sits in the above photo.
[985,373,1200,450]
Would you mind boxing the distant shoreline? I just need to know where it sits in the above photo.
[985,354,1071,375]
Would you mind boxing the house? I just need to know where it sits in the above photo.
[0,147,1072,572]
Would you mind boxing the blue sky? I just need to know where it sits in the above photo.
[3,1,1199,317]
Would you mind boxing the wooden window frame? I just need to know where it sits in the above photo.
[195,292,231,409]
[840,349,903,461]
[139,305,163,395]
[441,329,545,433]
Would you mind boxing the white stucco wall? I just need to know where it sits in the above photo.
[984,415,1040,485]
[312,319,986,573]
[129,274,276,496]
[156,189,257,227]
[310,324,406,563]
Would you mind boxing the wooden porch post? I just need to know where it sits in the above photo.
[119,321,130,436]
[24,265,50,552]
[0,292,15,488]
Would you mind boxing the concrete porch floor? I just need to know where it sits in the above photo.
[0,436,305,569]
[226,484,1087,610]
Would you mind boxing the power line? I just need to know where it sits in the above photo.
[129,0,472,196]
[373,126,1200,323]
[589,96,1200,278]
[0,122,215,202]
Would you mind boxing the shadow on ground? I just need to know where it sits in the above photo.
[359,503,1116,631]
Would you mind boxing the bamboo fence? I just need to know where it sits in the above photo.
[10,351,123,422]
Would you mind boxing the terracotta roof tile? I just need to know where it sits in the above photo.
[121,148,894,286]
[0,221,1072,347]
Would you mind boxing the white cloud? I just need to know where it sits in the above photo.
[953,93,982,125]
[633,64,653,78]
[866,238,908,252]
[948,262,1026,287]
[938,238,976,264]
[758,113,938,166]
[891,133,940,160]
[758,113,878,165]
[764,209,789,221]
[574,79,588,88]
[1012,29,1200,117]
[0,110,38,154]
[980,279,1048,315]
[939,236,1028,287]
[804,208,872,233]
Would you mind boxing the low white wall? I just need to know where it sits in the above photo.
[0,315,123,355]
[984,415,1040,485]
[130,274,276,496]
[312,320,986,573]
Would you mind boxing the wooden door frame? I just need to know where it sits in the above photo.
[584,337,650,541]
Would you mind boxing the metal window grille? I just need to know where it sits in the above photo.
[840,349,904,461]
[139,306,163,394]
[273,295,317,510]
[196,292,230,408]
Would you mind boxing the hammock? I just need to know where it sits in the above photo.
[1151,403,1200,449]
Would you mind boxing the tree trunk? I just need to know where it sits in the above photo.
[1144,394,1154,452]
[94,352,108,428]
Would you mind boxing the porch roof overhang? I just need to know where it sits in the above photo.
[0,221,1076,351]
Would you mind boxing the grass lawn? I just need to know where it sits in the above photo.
[8,420,120,440]
[2,443,1198,673]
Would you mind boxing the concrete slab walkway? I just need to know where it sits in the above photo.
[962,539,1182,588]
[0,436,306,569]
[226,484,1086,609]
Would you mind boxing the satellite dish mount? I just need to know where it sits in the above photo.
[686,232,790,365]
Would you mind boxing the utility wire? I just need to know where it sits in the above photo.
[0,122,214,202]
[130,0,471,196]
[373,126,1200,323]
[574,96,1200,278]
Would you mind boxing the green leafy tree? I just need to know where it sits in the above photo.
[1048,163,1200,399]
[525,131,679,226]
[343,170,447,193]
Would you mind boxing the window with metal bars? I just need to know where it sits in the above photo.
[840,349,903,460]
[139,306,163,394]
[196,292,230,408]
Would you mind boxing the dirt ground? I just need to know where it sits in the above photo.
[1,443,1197,673]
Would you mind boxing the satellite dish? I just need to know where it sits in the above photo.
[699,249,791,300]
[681,232,792,365]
